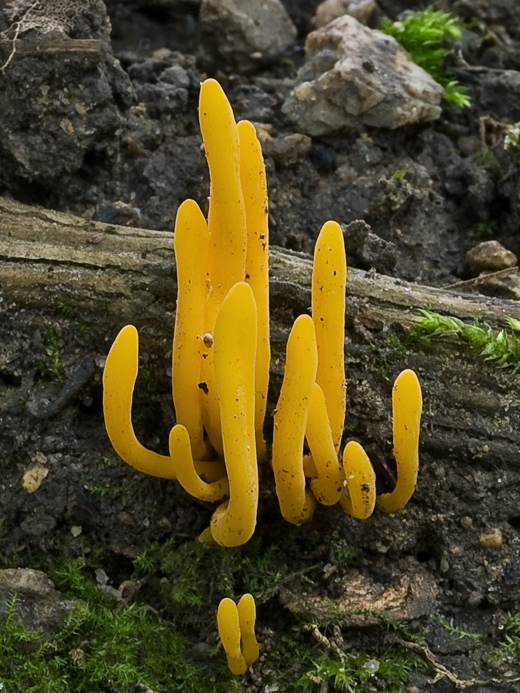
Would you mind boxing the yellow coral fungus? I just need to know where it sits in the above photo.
[198,79,248,456]
[340,441,376,519]
[217,594,259,675]
[217,598,248,676]
[306,383,343,506]
[102,78,423,549]
[272,315,317,525]
[210,282,258,547]
[172,199,212,461]
[312,220,347,451]
[169,424,228,502]
[377,369,422,514]
[103,325,176,480]
[238,119,270,462]
[237,593,260,666]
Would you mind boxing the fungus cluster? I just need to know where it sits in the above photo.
[217,594,260,675]
[103,79,423,549]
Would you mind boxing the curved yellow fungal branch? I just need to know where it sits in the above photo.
[200,78,247,302]
[312,220,347,451]
[172,199,212,461]
[238,119,270,463]
[217,598,248,676]
[210,283,258,547]
[237,593,260,666]
[377,369,422,514]
[103,325,175,479]
[169,425,229,502]
[340,441,376,519]
[199,79,248,455]
[272,315,317,525]
[306,383,343,506]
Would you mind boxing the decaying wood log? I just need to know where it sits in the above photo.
[1,195,520,468]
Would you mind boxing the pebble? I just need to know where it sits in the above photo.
[283,15,445,135]
[466,240,518,274]
[199,0,296,68]
[479,528,503,547]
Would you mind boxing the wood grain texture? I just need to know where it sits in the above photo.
[2,195,520,469]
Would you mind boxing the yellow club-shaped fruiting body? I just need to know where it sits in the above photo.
[340,440,376,519]
[238,119,270,462]
[306,383,343,506]
[272,315,317,525]
[377,369,422,514]
[172,199,212,461]
[312,220,347,451]
[103,325,225,483]
[210,282,258,546]
[237,593,260,666]
[103,325,176,479]
[217,598,248,676]
[198,79,247,456]
[169,424,228,502]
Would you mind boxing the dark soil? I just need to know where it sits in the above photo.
[1,1,520,691]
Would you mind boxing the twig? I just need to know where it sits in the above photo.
[445,267,518,291]
[397,637,520,689]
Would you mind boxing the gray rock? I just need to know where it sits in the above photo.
[311,0,378,29]
[199,0,297,68]
[466,240,518,275]
[344,219,397,274]
[0,1,133,184]
[0,568,80,633]
[282,15,445,135]
[158,65,190,89]
[256,127,312,166]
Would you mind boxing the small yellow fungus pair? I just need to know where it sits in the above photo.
[102,78,423,549]
[217,594,259,675]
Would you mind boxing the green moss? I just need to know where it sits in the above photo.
[58,302,96,339]
[134,536,285,621]
[382,8,471,108]
[263,627,424,692]
[490,612,520,665]
[440,617,483,641]
[0,560,239,693]
[409,308,520,369]
[0,535,430,693]
[473,147,506,181]
[35,327,64,381]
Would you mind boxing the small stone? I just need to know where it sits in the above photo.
[311,0,377,29]
[466,240,518,275]
[283,15,445,136]
[95,568,109,585]
[0,569,79,633]
[363,658,380,674]
[21,465,49,493]
[69,647,87,668]
[461,516,473,529]
[257,129,312,166]
[200,0,297,68]
[30,451,48,465]
[479,528,503,547]
[70,525,82,537]
[158,65,190,88]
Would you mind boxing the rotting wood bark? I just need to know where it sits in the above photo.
[2,195,520,324]
[1,195,520,468]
